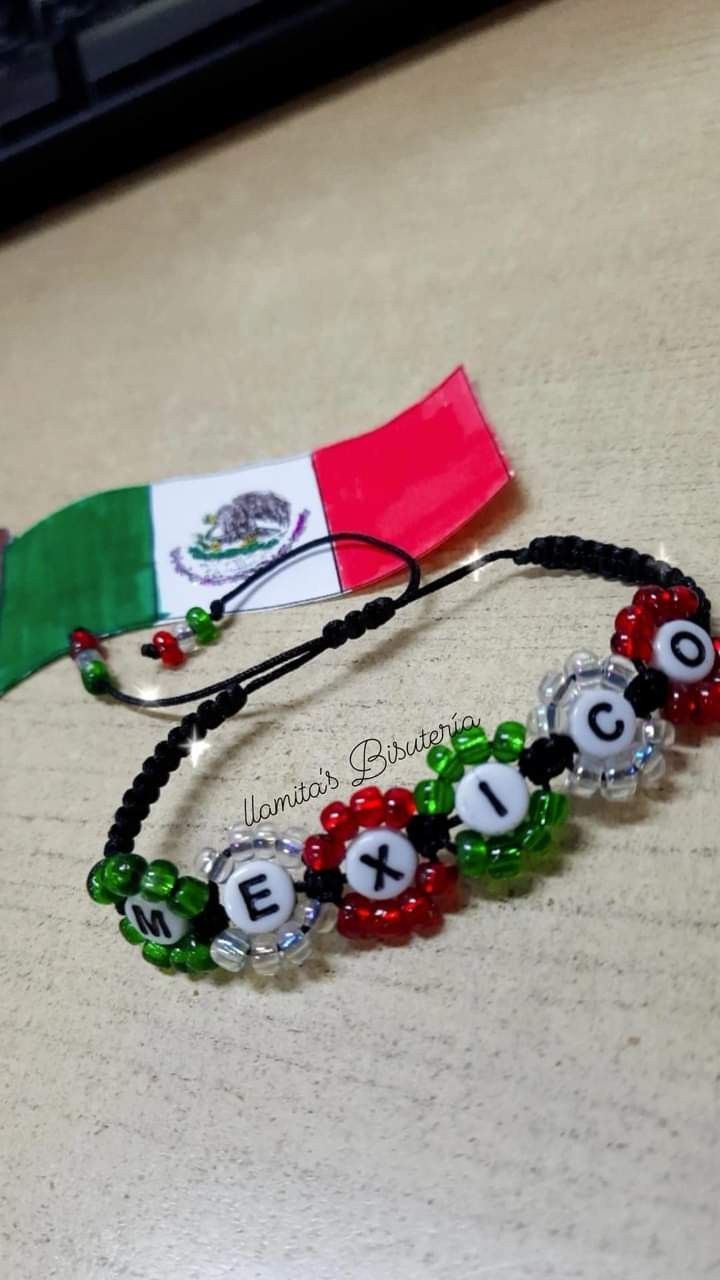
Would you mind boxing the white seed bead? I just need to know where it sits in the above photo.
[641,747,667,787]
[303,900,338,933]
[652,619,715,683]
[196,846,233,883]
[567,762,601,797]
[251,942,281,976]
[527,705,550,738]
[642,719,675,748]
[276,829,305,867]
[210,928,251,972]
[454,762,530,837]
[253,827,279,851]
[172,621,197,654]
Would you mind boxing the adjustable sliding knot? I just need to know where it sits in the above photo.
[322,596,396,649]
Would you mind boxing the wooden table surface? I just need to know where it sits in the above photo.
[1,2,719,1277]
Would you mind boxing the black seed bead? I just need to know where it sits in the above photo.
[209,599,225,621]
[107,825,134,851]
[624,669,669,717]
[114,808,142,837]
[197,700,223,731]
[344,609,366,639]
[141,643,159,659]
[303,867,345,904]
[519,734,576,786]
[104,839,120,857]
[114,899,127,915]
[322,619,348,649]
[191,884,229,942]
[132,774,159,803]
[406,813,451,858]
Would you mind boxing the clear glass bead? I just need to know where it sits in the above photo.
[76,648,103,669]
[563,650,602,684]
[210,928,250,972]
[172,621,197,654]
[251,942,281,976]
[567,761,601,797]
[302,899,338,933]
[277,929,313,966]
[196,846,233,882]
[537,669,567,706]
[253,827,279,851]
[642,718,675,748]
[527,704,550,738]
[601,767,639,801]
[601,654,636,690]
[276,828,305,867]
[641,747,667,787]
[226,826,255,859]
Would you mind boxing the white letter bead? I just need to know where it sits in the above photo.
[454,762,530,836]
[124,894,190,945]
[220,860,296,934]
[652,619,715,683]
[568,687,636,759]
[344,829,418,900]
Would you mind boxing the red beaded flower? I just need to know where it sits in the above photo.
[303,786,459,943]
[611,585,720,725]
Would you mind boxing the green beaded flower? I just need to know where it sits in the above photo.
[414,721,569,881]
[87,853,217,972]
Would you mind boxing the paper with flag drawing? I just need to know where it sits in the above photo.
[0,368,511,694]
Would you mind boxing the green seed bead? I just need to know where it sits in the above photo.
[169,943,189,971]
[185,606,217,644]
[142,941,174,968]
[169,876,210,919]
[520,823,553,854]
[486,841,523,879]
[426,744,464,782]
[455,829,489,876]
[140,859,178,902]
[492,720,526,763]
[86,860,114,904]
[529,789,569,828]
[80,659,110,694]
[119,917,144,945]
[450,725,490,765]
[102,852,147,898]
[184,939,217,973]
[413,777,455,816]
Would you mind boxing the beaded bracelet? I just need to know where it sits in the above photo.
[82,533,717,978]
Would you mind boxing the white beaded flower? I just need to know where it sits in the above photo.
[528,651,674,801]
[196,825,336,976]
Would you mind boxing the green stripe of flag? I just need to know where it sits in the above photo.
[0,486,156,694]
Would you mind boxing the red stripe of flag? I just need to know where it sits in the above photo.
[311,367,511,589]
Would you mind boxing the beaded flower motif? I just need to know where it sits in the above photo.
[305,787,459,943]
[529,652,671,801]
[414,722,569,882]
[612,585,720,726]
[199,825,336,976]
[87,854,217,972]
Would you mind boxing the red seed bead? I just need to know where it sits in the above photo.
[349,786,385,827]
[69,626,101,656]
[401,891,442,935]
[611,630,653,663]
[691,681,720,726]
[336,893,373,940]
[669,585,700,617]
[632,586,676,621]
[613,606,654,638]
[415,861,460,912]
[302,832,345,872]
[711,637,720,674]
[372,900,410,940]
[152,630,185,667]
[664,684,697,725]
[320,800,358,840]
[382,786,416,829]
